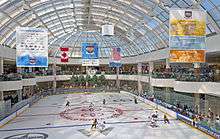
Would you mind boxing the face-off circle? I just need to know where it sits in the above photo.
[60,106,123,121]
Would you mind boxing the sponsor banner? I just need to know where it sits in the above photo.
[169,50,205,63]
[169,36,206,50]
[60,47,69,63]
[82,43,99,66]
[170,9,206,36]
[169,9,206,63]
[16,27,48,67]
[109,47,122,67]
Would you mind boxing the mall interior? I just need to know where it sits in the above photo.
[0,0,220,139]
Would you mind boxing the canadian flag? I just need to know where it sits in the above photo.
[60,47,69,62]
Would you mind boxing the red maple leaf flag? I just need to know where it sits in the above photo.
[60,47,69,62]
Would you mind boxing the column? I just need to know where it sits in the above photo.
[0,58,3,104]
[17,90,22,102]
[165,58,170,69]
[194,63,201,82]
[148,62,154,96]
[52,60,57,95]
[0,57,3,75]
[204,94,209,114]
[116,67,120,93]
[0,91,4,102]
[194,93,200,114]
[165,87,171,104]
[137,63,143,95]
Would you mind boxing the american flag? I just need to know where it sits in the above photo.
[112,47,121,61]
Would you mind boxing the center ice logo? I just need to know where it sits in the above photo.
[3,132,48,139]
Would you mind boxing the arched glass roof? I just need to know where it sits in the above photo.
[0,0,220,58]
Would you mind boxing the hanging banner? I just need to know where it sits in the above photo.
[82,43,99,66]
[60,47,69,63]
[16,27,48,67]
[109,47,122,67]
[170,50,205,63]
[169,9,206,63]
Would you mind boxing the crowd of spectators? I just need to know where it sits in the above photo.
[152,65,217,82]
[139,93,220,133]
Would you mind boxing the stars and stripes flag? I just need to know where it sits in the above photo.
[109,47,122,67]
[60,47,69,62]
[112,47,121,61]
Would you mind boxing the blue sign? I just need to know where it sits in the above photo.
[82,43,99,66]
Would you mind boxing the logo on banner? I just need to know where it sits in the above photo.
[82,43,99,66]
[60,47,69,63]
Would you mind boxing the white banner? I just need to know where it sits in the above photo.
[16,27,48,67]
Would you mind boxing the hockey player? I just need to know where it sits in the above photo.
[65,100,70,107]
[164,114,170,124]
[134,97,138,104]
[103,99,106,105]
[91,119,98,129]
[98,121,106,131]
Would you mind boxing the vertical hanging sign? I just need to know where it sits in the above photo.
[16,27,48,67]
[169,9,206,63]
[82,43,99,66]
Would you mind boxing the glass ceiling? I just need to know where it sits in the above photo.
[0,0,220,58]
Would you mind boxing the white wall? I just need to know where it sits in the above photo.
[174,81,220,96]
[150,78,175,88]
[22,78,37,86]
[0,80,23,91]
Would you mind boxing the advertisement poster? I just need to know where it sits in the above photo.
[169,9,206,63]
[170,50,205,63]
[82,43,99,66]
[109,47,122,67]
[16,27,48,67]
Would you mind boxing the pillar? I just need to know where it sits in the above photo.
[17,90,22,102]
[165,87,171,104]
[166,58,170,69]
[194,63,201,82]
[52,60,57,95]
[116,67,120,93]
[0,91,3,101]
[194,93,200,114]
[204,94,209,114]
[137,63,143,95]
[148,62,154,96]
[0,58,3,75]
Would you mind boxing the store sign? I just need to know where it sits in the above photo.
[16,27,48,67]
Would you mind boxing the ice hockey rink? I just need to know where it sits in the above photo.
[0,92,213,139]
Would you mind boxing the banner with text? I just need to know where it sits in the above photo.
[82,43,99,66]
[16,27,48,67]
[169,9,206,63]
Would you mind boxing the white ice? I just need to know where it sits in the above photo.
[0,92,213,139]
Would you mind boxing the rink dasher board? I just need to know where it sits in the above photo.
[120,91,177,119]
[0,104,29,127]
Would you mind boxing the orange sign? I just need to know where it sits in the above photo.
[170,50,205,63]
